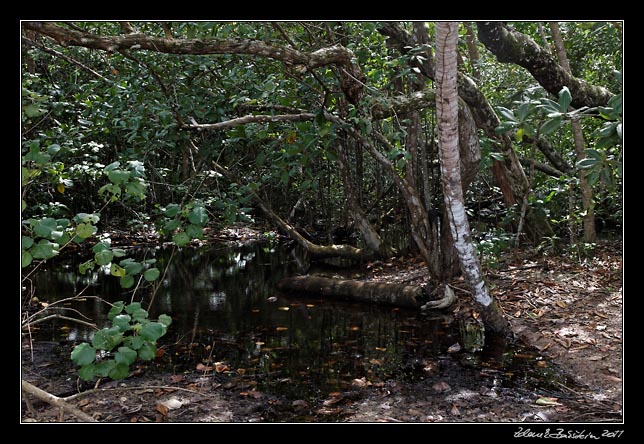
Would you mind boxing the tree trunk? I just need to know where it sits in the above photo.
[463,22,481,80]
[277,275,456,310]
[549,22,596,243]
[435,21,510,336]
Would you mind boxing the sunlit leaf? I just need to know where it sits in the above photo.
[75,223,97,239]
[110,263,127,277]
[535,397,562,406]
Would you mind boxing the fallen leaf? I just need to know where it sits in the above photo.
[450,404,460,416]
[536,361,548,368]
[169,375,184,383]
[196,363,213,372]
[447,343,462,353]
[156,402,169,416]
[350,326,360,331]
[588,355,606,361]
[267,296,278,303]
[306,304,315,308]
[352,377,370,387]
[555,301,567,308]
[369,359,382,365]
[536,397,562,406]
[596,325,607,331]
[277,306,290,311]
[236,368,246,375]
[159,397,184,410]
[375,347,387,351]
[432,381,451,393]
[513,310,522,318]
[215,362,230,373]
[537,342,552,352]
[276,327,288,332]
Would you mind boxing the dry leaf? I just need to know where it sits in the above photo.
[196,363,213,372]
[156,402,169,416]
[375,347,387,351]
[555,301,567,308]
[536,361,548,368]
[447,343,462,353]
[306,304,315,308]
[215,362,229,373]
[277,306,290,311]
[169,374,184,383]
[432,381,451,393]
[276,327,288,332]
[536,397,561,406]
[350,326,360,331]
[352,377,369,387]
[236,368,246,375]
[450,404,461,416]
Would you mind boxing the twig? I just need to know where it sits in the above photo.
[24,314,97,329]
[22,380,97,422]
[63,385,210,402]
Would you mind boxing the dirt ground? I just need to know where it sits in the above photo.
[20,237,622,424]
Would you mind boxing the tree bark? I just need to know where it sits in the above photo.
[277,275,456,310]
[463,22,481,80]
[476,22,614,108]
[549,22,596,243]
[435,22,510,336]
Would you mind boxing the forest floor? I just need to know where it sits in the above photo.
[21,231,623,424]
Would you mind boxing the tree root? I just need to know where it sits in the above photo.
[21,380,97,422]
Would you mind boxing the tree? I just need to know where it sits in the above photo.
[435,22,509,335]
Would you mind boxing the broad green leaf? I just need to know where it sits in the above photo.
[173,231,190,247]
[114,346,137,366]
[92,241,110,253]
[120,259,143,275]
[108,363,130,380]
[110,263,126,277]
[108,301,125,321]
[576,158,598,170]
[141,322,165,341]
[540,116,562,136]
[47,144,61,155]
[79,364,97,381]
[188,206,209,225]
[73,213,100,224]
[585,149,603,160]
[104,161,121,172]
[56,218,71,228]
[558,86,572,112]
[131,308,149,322]
[120,274,135,289]
[164,203,180,217]
[94,360,117,377]
[137,342,157,361]
[124,336,145,350]
[158,314,173,327]
[22,236,34,250]
[186,224,203,239]
[31,240,58,259]
[112,314,132,332]
[112,248,127,257]
[125,302,142,314]
[71,343,96,366]
[125,180,146,199]
[34,217,57,238]
[75,223,97,239]
[22,251,33,268]
[516,102,533,122]
[164,219,180,233]
[92,327,123,351]
[143,268,160,282]
[50,230,69,244]
[95,249,114,266]
[497,107,517,122]
[108,169,131,184]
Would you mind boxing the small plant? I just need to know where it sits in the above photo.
[70,301,172,381]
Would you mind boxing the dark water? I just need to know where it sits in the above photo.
[25,241,570,401]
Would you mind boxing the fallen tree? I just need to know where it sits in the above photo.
[276,275,456,310]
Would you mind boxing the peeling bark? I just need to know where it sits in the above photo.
[436,22,510,336]
[476,22,614,108]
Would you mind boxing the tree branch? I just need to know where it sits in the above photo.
[22,380,97,422]
[185,113,315,131]
[476,22,614,108]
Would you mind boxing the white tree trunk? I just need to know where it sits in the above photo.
[435,21,509,335]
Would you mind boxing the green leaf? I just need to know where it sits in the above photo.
[50,231,69,244]
[73,212,100,224]
[108,169,131,185]
[137,342,157,361]
[514,127,525,142]
[112,314,132,332]
[494,121,516,135]
[92,327,123,351]
[31,240,58,259]
[34,218,57,238]
[516,102,533,122]
[125,180,146,199]
[497,107,517,122]
[163,219,180,233]
[120,274,135,289]
[558,86,572,112]
[173,231,190,247]
[131,308,149,322]
[164,203,180,217]
[158,314,173,327]
[78,259,95,275]
[125,302,142,314]
[143,268,160,282]
[104,161,121,172]
[120,259,143,275]
[114,346,137,366]
[108,301,125,321]
[112,248,127,257]
[79,364,97,381]
[108,363,130,380]
[188,206,209,225]
[92,241,110,253]
[94,360,117,377]
[47,144,61,155]
[71,343,96,366]
[186,224,203,239]
[22,236,34,250]
[540,116,562,136]
[22,251,33,268]
[94,249,114,266]
[76,223,97,239]
[141,322,165,341]
[124,336,145,350]
[110,263,126,277]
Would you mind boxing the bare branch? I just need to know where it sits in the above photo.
[22,380,97,422]
[185,113,315,131]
